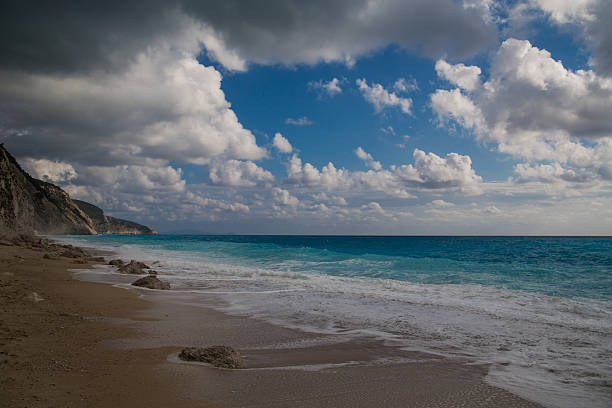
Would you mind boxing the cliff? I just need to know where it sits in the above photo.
[72,200,156,235]
[0,144,155,237]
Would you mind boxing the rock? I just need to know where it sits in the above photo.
[118,260,150,274]
[59,248,86,258]
[178,346,242,368]
[71,258,88,264]
[131,276,170,290]
[108,259,124,266]
[42,253,59,260]
[0,240,13,246]
[88,256,105,262]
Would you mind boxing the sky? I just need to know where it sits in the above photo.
[1,0,611,235]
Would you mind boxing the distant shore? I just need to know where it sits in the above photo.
[0,239,544,408]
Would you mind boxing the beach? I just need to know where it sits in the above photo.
[0,240,548,408]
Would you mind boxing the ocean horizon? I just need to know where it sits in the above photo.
[61,234,612,408]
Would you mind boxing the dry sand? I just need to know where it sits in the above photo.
[0,242,545,407]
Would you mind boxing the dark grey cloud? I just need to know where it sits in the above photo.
[183,0,497,66]
[0,1,184,75]
[0,0,496,75]
[585,1,612,76]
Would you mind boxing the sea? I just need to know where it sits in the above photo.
[59,234,612,408]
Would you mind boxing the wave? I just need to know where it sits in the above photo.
[59,235,612,408]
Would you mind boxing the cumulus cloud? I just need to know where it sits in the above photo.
[0,44,266,166]
[431,38,612,183]
[435,59,481,91]
[21,158,77,183]
[431,88,485,130]
[309,78,343,97]
[272,187,299,207]
[357,79,412,114]
[286,117,313,126]
[312,192,347,206]
[73,164,186,194]
[393,149,483,192]
[273,133,293,153]
[528,0,612,75]
[355,147,382,170]
[209,160,274,187]
[287,148,482,197]
[514,163,595,184]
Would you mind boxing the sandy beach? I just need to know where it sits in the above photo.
[0,240,545,408]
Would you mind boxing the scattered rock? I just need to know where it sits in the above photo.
[178,346,242,368]
[42,253,59,260]
[147,270,157,275]
[131,276,170,290]
[118,260,150,274]
[71,258,88,264]
[59,248,86,258]
[108,259,124,266]
[0,240,13,246]
[88,256,105,263]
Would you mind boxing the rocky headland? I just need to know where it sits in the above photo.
[0,144,156,237]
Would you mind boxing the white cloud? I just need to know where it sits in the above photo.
[435,59,481,91]
[430,199,454,207]
[393,149,483,193]
[355,146,382,170]
[431,38,612,184]
[528,0,612,75]
[287,148,482,197]
[1,36,267,167]
[74,164,186,193]
[273,132,293,154]
[361,202,388,216]
[431,88,485,131]
[356,79,412,114]
[271,187,299,207]
[482,205,502,215]
[393,78,418,93]
[312,192,347,206]
[286,117,313,126]
[309,77,343,97]
[21,158,78,183]
[514,163,594,184]
[209,160,274,187]
[530,0,596,24]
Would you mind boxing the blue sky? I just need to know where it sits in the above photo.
[1,0,611,234]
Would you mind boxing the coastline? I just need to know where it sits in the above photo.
[1,240,545,407]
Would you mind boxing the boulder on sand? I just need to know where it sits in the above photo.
[118,260,150,274]
[108,259,124,266]
[59,247,86,258]
[178,346,242,368]
[131,276,170,290]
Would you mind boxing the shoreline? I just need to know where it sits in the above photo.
[1,239,545,407]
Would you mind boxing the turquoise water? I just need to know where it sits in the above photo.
[62,234,612,408]
[74,234,612,300]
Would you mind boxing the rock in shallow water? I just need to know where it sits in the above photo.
[118,260,150,274]
[179,346,242,368]
[131,276,170,290]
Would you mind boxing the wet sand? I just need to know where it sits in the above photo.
[0,242,544,407]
